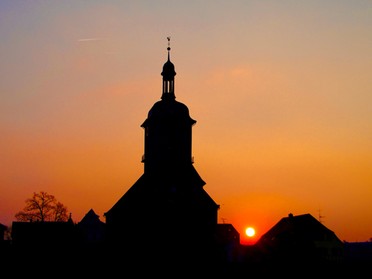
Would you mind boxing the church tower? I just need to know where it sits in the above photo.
[104,39,219,263]
[141,37,195,174]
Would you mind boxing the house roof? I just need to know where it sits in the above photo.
[79,209,104,225]
[256,213,342,245]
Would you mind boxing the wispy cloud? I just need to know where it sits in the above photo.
[77,37,105,42]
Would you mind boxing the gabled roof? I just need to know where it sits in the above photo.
[257,213,342,245]
[79,209,104,225]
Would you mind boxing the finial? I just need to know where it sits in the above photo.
[167,36,171,51]
[166,36,171,61]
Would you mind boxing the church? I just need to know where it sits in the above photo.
[104,39,222,263]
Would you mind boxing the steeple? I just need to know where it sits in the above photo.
[161,37,176,100]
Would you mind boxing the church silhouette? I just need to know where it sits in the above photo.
[103,39,221,264]
[7,40,240,274]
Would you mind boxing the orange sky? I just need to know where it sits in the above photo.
[1,1,372,244]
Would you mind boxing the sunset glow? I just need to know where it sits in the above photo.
[1,1,372,244]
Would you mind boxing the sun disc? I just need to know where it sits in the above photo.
[245,227,255,237]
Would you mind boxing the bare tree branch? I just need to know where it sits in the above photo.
[15,191,69,222]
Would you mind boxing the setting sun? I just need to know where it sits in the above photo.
[245,227,256,237]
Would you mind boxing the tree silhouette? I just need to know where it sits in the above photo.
[15,191,69,222]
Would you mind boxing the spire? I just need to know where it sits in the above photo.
[161,36,176,100]
[167,36,171,61]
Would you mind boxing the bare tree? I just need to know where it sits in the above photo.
[15,191,69,222]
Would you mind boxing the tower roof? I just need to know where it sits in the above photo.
[142,98,196,128]
[161,37,176,80]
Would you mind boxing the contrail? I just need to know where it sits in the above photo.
[78,37,104,42]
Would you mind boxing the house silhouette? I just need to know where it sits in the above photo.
[76,208,106,246]
[251,213,344,264]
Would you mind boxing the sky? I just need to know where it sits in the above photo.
[1,0,371,245]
